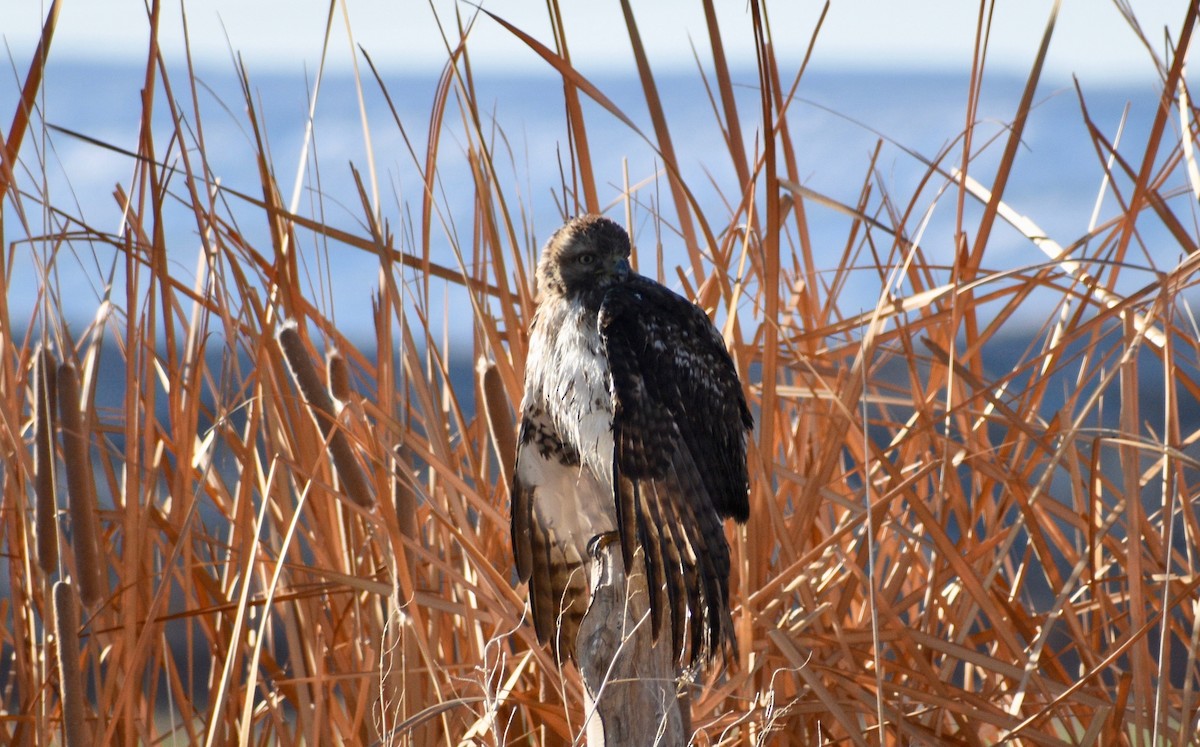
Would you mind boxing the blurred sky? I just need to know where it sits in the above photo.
[2,1,1189,83]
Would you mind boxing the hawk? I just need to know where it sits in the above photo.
[511,214,752,669]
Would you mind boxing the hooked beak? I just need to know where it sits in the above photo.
[613,257,631,279]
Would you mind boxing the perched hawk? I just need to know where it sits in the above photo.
[511,214,752,669]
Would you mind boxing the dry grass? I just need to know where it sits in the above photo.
[3,1,1200,744]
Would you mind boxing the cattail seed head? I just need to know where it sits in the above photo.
[53,580,89,746]
[477,357,516,489]
[34,346,60,574]
[327,349,351,408]
[56,362,105,608]
[278,324,374,507]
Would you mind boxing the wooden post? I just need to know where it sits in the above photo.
[575,543,686,745]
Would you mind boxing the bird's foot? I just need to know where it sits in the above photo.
[586,531,619,560]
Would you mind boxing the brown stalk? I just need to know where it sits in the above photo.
[966,1,1059,270]
[53,580,89,747]
[476,357,515,492]
[479,6,717,252]
[616,0,701,264]
[56,362,105,609]
[0,1,59,196]
[327,349,351,406]
[277,324,374,507]
[33,346,60,574]
[546,0,598,214]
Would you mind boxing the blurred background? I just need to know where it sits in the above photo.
[3,1,1192,341]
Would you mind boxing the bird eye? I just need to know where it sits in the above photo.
[577,253,595,265]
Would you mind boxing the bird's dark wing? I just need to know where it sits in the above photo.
[599,276,752,666]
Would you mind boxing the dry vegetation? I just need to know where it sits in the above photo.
[4,1,1200,744]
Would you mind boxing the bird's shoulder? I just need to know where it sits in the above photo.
[600,275,741,384]
[601,273,702,317]
[601,275,726,355]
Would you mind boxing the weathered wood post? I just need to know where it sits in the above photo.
[481,354,684,741]
[576,545,685,745]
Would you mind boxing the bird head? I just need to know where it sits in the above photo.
[536,215,632,304]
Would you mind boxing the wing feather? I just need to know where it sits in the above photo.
[648,439,736,663]
[600,277,752,667]
[512,419,536,582]
[643,466,691,661]
[635,478,667,640]
[614,467,638,591]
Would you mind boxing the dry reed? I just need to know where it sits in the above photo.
[477,357,516,490]
[54,362,104,609]
[328,349,352,406]
[32,345,59,574]
[2,1,1199,745]
[277,322,375,508]
[52,580,88,746]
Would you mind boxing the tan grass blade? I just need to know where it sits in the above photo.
[480,7,717,251]
[546,0,598,214]
[951,167,1168,350]
[1111,3,1199,264]
[965,1,1060,270]
[0,0,59,196]
[617,0,700,259]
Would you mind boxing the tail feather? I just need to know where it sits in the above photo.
[528,521,590,664]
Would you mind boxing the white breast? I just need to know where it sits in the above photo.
[524,300,615,488]
[517,441,616,549]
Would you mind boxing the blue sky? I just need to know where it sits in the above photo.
[4,1,1188,83]
[2,1,1192,338]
